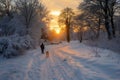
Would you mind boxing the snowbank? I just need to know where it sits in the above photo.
[83,35,120,53]
[0,34,34,58]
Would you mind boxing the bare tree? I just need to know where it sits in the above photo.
[78,0,120,39]
[58,7,74,42]
[108,0,120,37]
[78,1,104,40]
[16,0,40,34]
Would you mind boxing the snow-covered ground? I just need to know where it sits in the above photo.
[0,41,120,80]
[83,35,120,53]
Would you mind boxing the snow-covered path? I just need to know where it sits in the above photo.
[0,41,120,80]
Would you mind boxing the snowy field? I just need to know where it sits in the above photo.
[0,41,120,80]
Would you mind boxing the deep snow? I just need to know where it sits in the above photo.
[0,41,120,80]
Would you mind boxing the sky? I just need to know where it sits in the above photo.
[40,0,83,34]
[41,0,82,11]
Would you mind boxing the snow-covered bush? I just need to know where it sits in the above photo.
[9,34,35,50]
[3,47,18,58]
[0,38,8,55]
[0,34,35,58]
[0,24,15,36]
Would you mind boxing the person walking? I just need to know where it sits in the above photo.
[40,43,45,54]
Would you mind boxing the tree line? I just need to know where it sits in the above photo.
[0,0,120,43]
[0,0,48,42]
[58,0,120,42]
[0,0,48,58]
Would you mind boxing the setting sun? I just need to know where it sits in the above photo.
[49,25,61,34]
[55,28,61,34]
[49,10,61,34]
[50,11,61,16]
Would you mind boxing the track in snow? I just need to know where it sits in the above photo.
[0,42,120,80]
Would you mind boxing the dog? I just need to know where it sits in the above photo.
[46,51,49,58]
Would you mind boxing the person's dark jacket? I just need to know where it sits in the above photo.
[40,43,44,49]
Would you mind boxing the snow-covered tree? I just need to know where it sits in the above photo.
[16,0,40,34]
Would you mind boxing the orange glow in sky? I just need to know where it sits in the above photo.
[41,0,82,11]
[41,0,83,34]
[49,10,61,34]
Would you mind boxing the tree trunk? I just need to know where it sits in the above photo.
[105,16,111,39]
[110,16,116,37]
[66,25,70,42]
[79,30,83,43]
[26,25,29,35]
[66,18,70,42]
[96,18,101,39]
[104,0,111,39]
